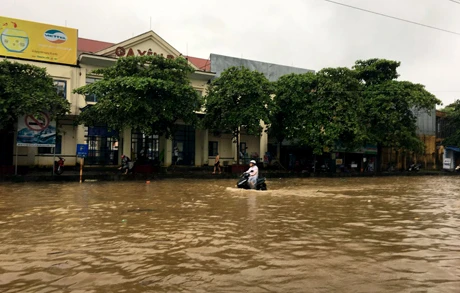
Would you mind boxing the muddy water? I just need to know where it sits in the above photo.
[0,177,459,292]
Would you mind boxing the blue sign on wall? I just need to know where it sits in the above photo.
[76,144,88,158]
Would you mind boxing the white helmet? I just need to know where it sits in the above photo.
[250,160,256,164]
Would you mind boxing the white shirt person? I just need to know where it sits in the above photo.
[245,160,259,189]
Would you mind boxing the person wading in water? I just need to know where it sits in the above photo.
[213,153,221,174]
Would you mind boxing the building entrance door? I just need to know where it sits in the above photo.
[85,126,119,165]
[173,125,195,166]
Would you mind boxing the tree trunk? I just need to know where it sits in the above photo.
[376,143,383,173]
[277,141,281,161]
[235,128,240,166]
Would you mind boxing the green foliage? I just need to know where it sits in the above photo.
[271,58,440,160]
[203,66,274,137]
[272,68,365,154]
[354,58,400,85]
[74,55,202,137]
[356,59,441,154]
[0,60,70,129]
[271,72,317,144]
[442,100,460,147]
[439,103,455,114]
[313,67,366,153]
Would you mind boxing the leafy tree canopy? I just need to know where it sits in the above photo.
[354,58,400,85]
[74,55,202,137]
[203,66,274,135]
[272,68,365,154]
[355,59,441,154]
[313,67,366,153]
[0,60,70,129]
[271,72,317,145]
[202,66,274,162]
[441,99,460,147]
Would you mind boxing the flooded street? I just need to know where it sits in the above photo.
[0,177,459,292]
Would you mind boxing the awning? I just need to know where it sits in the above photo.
[445,146,460,152]
[79,104,94,112]
[79,53,117,67]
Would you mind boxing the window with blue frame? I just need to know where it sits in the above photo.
[54,80,67,99]
[85,77,99,102]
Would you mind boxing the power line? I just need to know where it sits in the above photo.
[322,0,460,36]
[447,0,460,4]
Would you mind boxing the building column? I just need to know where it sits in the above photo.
[232,131,239,164]
[259,121,268,163]
[203,129,209,166]
[163,137,172,166]
[122,128,131,162]
[195,129,205,167]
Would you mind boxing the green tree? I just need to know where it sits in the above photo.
[202,66,274,164]
[272,68,365,155]
[73,55,202,137]
[441,100,460,147]
[354,58,441,170]
[313,67,366,153]
[0,60,70,129]
[271,72,317,159]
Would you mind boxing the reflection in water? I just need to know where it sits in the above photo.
[0,177,459,292]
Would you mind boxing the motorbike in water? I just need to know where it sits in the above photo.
[408,163,421,172]
[237,173,267,190]
[54,157,65,175]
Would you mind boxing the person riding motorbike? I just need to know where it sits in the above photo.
[244,160,259,189]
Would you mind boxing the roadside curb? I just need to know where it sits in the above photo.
[1,170,458,183]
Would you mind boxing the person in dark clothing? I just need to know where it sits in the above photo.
[119,154,131,174]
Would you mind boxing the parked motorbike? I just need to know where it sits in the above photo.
[54,157,65,175]
[319,164,330,173]
[237,173,267,190]
[408,163,421,172]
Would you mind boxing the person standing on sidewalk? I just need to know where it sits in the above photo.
[213,153,221,174]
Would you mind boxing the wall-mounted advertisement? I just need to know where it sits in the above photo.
[0,16,77,65]
[17,112,56,147]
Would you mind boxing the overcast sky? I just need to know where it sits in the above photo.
[4,0,460,107]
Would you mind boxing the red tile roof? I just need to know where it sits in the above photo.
[185,56,211,72]
[77,38,211,71]
[78,37,113,53]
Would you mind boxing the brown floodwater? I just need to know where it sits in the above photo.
[0,176,459,292]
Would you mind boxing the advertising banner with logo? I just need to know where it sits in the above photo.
[0,16,77,65]
[17,112,56,147]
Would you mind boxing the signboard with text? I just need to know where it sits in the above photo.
[76,144,88,158]
[17,112,56,147]
[0,16,77,65]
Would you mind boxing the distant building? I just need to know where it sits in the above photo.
[210,53,314,81]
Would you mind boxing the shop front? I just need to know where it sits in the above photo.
[443,146,460,171]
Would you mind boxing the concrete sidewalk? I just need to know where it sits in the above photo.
[1,165,457,183]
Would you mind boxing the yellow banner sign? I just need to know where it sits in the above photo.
[0,16,77,65]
